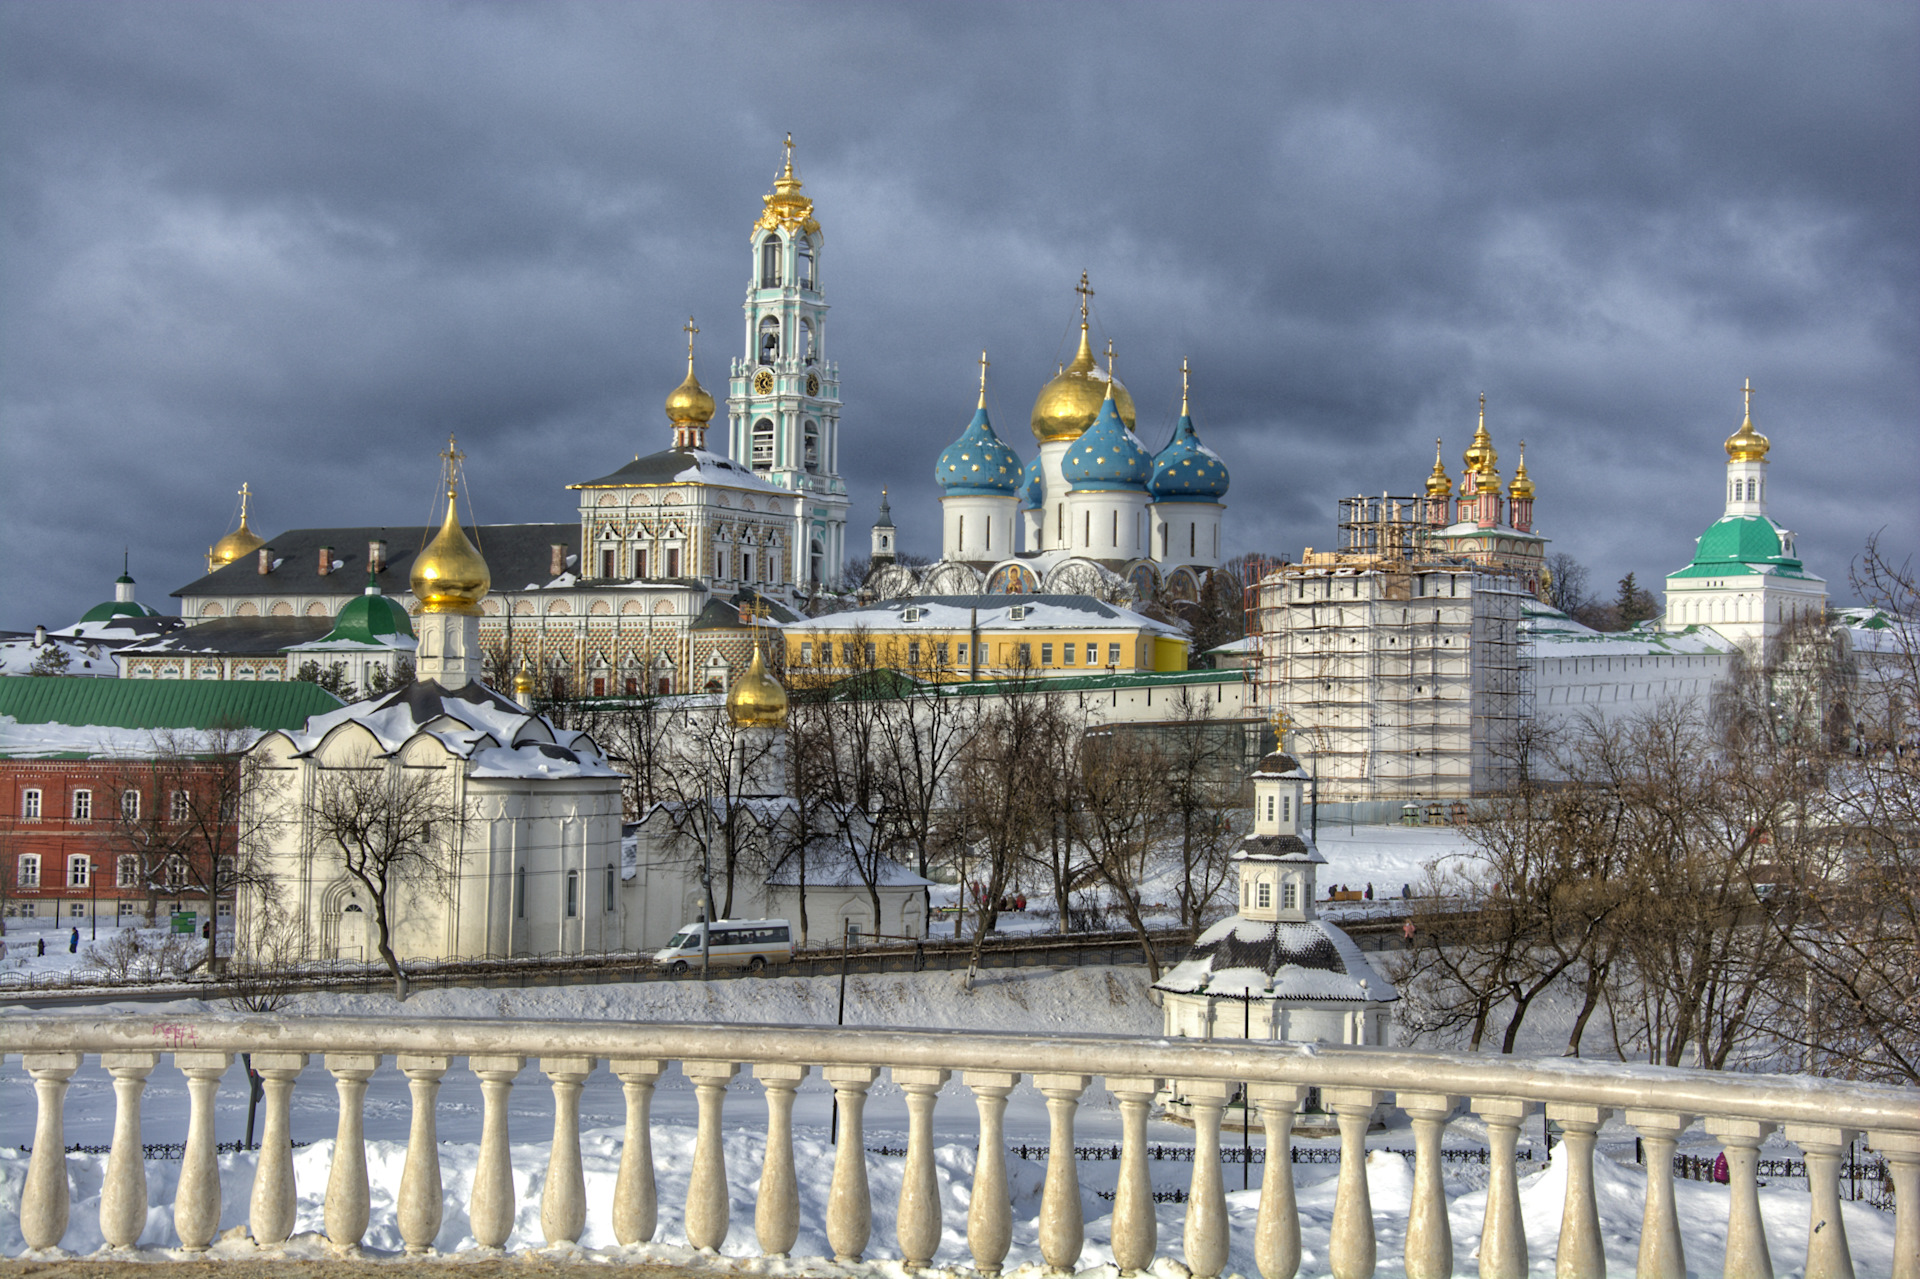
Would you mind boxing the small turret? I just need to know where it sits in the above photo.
[870,490,896,566]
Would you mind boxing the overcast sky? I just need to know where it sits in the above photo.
[2,1,1914,628]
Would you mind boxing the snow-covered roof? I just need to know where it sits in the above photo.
[798,594,1182,637]
[569,447,790,497]
[0,638,119,678]
[1154,915,1398,1004]
[1522,600,1735,658]
[763,847,936,889]
[275,679,618,780]
[1233,835,1323,863]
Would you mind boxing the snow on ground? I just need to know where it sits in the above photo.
[0,966,1899,1274]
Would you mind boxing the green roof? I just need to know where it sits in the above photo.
[321,590,415,645]
[1670,516,1814,580]
[80,600,163,623]
[0,676,342,732]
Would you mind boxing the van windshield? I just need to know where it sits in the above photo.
[665,931,694,951]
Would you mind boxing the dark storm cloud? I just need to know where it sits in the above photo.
[2,1,1914,626]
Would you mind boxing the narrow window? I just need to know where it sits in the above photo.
[667,548,681,578]
[606,864,617,911]
[752,419,775,470]
[566,869,579,918]
[164,856,186,889]
[1190,524,1197,557]
[171,790,191,823]
[1282,796,1292,822]
[1041,643,1054,665]
[1282,882,1298,910]
[117,855,140,888]
[601,549,616,578]
[864,642,876,666]
[1108,642,1122,666]
[800,641,813,665]
[1084,510,1091,547]
[18,855,39,888]
[72,790,92,822]
[804,421,820,473]
[1112,509,1119,547]
[1064,643,1076,665]
[121,790,139,820]
[908,641,921,665]
[935,642,949,665]
[759,315,781,364]
[635,548,648,578]
[1057,502,1065,540]
[22,789,41,820]
[1256,880,1272,909]
[760,236,781,288]
[985,519,991,550]
[1018,643,1032,666]
[957,514,965,549]
[797,241,814,289]
[515,866,526,919]
[68,855,90,888]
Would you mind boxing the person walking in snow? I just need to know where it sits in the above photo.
[69,927,80,953]
[37,937,45,957]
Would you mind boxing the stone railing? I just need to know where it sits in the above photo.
[3,1015,1916,1278]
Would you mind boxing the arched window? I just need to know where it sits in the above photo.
[797,238,814,288]
[759,315,781,364]
[804,420,820,473]
[752,419,775,471]
[800,318,815,365]
[810,538,825,585]
[760,236,781,288]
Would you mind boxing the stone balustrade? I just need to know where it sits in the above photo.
[4,1014,1917,1278]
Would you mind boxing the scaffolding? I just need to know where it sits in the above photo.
[1248,497,1532,806]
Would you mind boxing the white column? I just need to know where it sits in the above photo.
[1397,1092,1458,1279]
[1874,1132,1920,1279]
[1548,1104,1613,1279]
[1184,1079,1233,1279]
[1706,1116,1776,1279]
[754,1062,808,1257]
[1786,1124,1858,1279]
[964,1070,1020,1276]
[893,1067,951,1267]
[825,1064,880,1262]
[1472,1096,1533,1279]
[323,1053,381,1251]
[468,1054,525,1251]
[611,1058,666,1247]
[1250,1083,1304,1279]
[396,1054,450,1255]
[173,1051,234,1252]
[1034,1072,1092,1274]
[248,1052,309,1247]
[683,1059,739,1253]
[20,1051,82,1253]
[541,1056,597,1247]
[1108,1075,1161,1275]
[1323,1087,1381,1279]
[1625,1109,1694,1279]
[99,1052,158,1251]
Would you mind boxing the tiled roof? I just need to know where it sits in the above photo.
[0,675,342,732]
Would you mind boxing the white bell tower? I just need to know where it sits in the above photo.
[728,135,849,590]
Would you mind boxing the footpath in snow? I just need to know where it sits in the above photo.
[0,965,1898,1275]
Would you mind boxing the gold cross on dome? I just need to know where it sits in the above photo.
[1076,271,1094,321]
[1105,338,1116,377]
[1743,377,1753,414]
[1181,357,1190,415]
[237,481,252,519]
[684,316,699,359]
[978,350,990,392]
[441,434,464,489]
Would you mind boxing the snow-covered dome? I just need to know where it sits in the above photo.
[1061,392,1152,492]
[1149,413,1229,502]
[1154,915,1399,1005]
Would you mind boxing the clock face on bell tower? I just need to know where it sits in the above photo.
[727,135,848,588]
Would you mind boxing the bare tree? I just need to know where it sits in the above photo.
[1075,729,1172,980]
[306,751,464,1000]
[1543,552,1590,617]
[1153,691,1246,932]
[647,699,784,929]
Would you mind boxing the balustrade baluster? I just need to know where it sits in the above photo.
[1324,1087,1383,1279]
[1705,1117,1775,1279]
[893,1066,951,1268]
[396,1054,450,1255]
[1035,1072,1092,1274]
[1785,1124,1858,1279]
[1398,1092,1459,1279]
[752,1062,807,1256]
[99,1052,158,1251]
[1107,1075,1161,1275]
[173,1051,234,1252]
[611,1059,665,1248]
[825,1064,880,1262]
[1249,1084,1305,1279]
[1875,1132,1920,1279]
[540,1056,598,1247]
[248,1052,308,1247]
[1546,1104,1611,1279]
[323,1053,381,1251]
[1625,1109,1693,1279]
[683,1059,738,1252]
[1473,1096,1533,1279]
[1183,1080,1233,1279]
[20,1051,82,1253]
[964,1070,1020,1276]
[467,1055,525,1251]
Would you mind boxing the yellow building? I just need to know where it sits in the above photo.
[785,594,1187,682]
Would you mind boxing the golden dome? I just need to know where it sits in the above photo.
[1462,393,1498,477]
[1425,438,1453,498]
[512,655,534,704]
[208,482,267,570]
[1509,441,1535,499]
[754,133,820,237]
[1725,378,1770,462]
[726,645,788,728]
[411,480,491,615]
[665,352,715,425]
[1031,324,1137,442]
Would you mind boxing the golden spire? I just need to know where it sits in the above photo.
[1724,376,1771,462]
[665,316,716,427]
[1103,340,1117,402]
[1509,439,1535,499]
[756,132,818,235]
[410,435,490,615]
[208,481,267,571]
[726,644,789,728]
[1425,437,1454,498]
[1462,392,1499,490]
[1076,270,1094,325]
[978,350,989,409]
[1181,357,1190,416]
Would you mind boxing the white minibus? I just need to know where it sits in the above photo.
[653,919,793,973]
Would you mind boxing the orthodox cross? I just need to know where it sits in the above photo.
[684,316,699,360]
[441,434,464,492]
[1743,377,1753,415]
[978,350,990,402]
[1075,271,1094,321]
[236,481,252,522]
[1181,357,1190,415]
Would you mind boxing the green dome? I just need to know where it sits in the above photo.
[1671,516,1808,579]
[324,590,416,644]
[80,600,161,623]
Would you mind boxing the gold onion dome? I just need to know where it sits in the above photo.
[1031,323,1136,442]
[513,655,534,703]
[665,357,715,425]
[1425,439,1454,498]
[1462,393,1498,475]
[755,133,819,236]
[726,645,788,728]
[208,483,267,569]
[1724,378,1770,462]
[1509,442,1535,499]
[411,479,491,615]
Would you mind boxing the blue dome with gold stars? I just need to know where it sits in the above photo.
[1019,456,1045,510]
[1062,394,1152,492]
[936,405,1022,496]
[1150,414,1230,502]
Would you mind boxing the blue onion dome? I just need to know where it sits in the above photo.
[1020,456,1045,510]
[1061,392,1152,492]
[935,405,1022,495]
[1150,414,1230,501]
